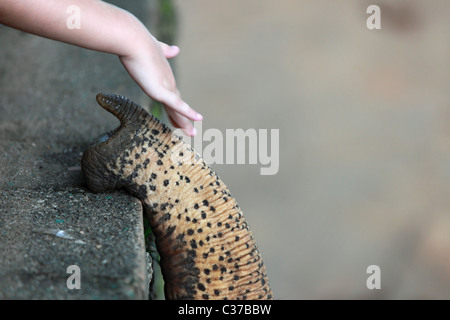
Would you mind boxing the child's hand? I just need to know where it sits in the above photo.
[120,36,202,137]
[0,0,202,136]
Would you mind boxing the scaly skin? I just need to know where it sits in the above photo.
[82,93,273,300]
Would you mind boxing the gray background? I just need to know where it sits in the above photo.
[174,0,450,299]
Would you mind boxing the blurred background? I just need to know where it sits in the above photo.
[171,0,450,299]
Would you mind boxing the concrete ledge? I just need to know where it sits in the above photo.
[0,0,168,299]
[0,189,147,299]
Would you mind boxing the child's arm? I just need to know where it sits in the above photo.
[0,0,201,136]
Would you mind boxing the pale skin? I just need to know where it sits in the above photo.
[0,0,202,136]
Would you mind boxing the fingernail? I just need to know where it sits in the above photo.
[195,113,203,121]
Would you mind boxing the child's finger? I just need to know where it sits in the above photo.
[159,41,180,59]
[158,89,202,122]
[166,108,197,137]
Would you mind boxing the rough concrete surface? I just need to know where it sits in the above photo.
[0,0,160,299]
[0,189,145,299]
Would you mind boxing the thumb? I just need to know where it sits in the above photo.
[159,42,180,59]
